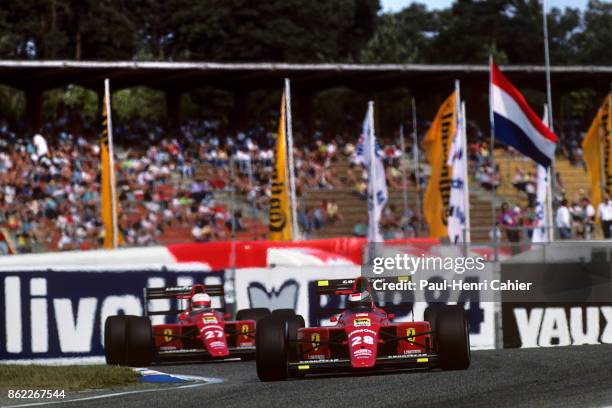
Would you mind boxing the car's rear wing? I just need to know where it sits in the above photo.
[143,283,225,316]
[315,276,411,295]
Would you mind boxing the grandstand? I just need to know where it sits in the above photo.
[0,61,607,253]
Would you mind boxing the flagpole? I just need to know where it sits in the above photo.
[488,56,498,251]
[542,104,555,242]
[542,0,556,241]
[368,100,378,243]
[247,156,257,241]
[542,0,554,130]
[229,155,236,271]
[411,98,422,235]
[284,78,299,241]
[461,101,471,243]
[104,79,118,249]
[399,123,409,222]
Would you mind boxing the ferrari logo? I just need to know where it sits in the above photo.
[163,328,173,342]
[406,328,415,342]
[241,324,249,335]
[311,333,320,350]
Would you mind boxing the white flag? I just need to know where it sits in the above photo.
[447,96,470,244]
[356,102,387,242]
[532,105,554,243]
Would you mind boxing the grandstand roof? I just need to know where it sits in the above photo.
[2,60,612,93]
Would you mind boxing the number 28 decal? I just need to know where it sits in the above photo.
[351,335,374,347]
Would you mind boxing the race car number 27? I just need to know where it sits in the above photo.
[205,330,224,339]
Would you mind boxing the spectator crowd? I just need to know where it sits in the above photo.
[0,111,607,255]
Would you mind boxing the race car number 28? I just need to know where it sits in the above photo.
[351,335,374,347]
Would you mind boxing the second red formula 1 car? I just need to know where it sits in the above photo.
[255,276,470,381]
[105,284,270,366]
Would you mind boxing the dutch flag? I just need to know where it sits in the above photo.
[490,61,558,167]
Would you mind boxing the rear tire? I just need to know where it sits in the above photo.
[104,316,128,365]
[284,315,305,361]
[125,316,154,367]
[236,308,271,322]
[436,305,470,370]
[255,316,288,381]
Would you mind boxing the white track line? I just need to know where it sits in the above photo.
[1,375,223,408]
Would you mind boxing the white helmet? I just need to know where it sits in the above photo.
[192,293,211,311]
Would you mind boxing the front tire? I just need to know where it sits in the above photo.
[255,316,288,381]
[104,316,128,365]
[436,305,470,370]
[125,316,154,367]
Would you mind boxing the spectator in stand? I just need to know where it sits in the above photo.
[581,197,596,239]
[556,199,572,239]
[519,205,534,239]
[326,199,343,224]
[498,202,520,243]
[598,193,612,239]
[525,176,536,208]
[512,168,527,192]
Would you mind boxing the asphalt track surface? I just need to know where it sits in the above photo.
[7,345,612,408]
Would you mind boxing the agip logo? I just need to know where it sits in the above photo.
[354,318,371,327]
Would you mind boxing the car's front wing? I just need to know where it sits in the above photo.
[287,353,439,375]
[155,346,256,362]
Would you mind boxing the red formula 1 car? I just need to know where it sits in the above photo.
[255,276,470,381]
[104,284,270,366]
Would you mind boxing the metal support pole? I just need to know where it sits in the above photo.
[411,98,422,235]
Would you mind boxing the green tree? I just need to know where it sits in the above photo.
[163,0,379,62]
[575,0,612,64]
[0,0,71,59]
[360,3,434,63]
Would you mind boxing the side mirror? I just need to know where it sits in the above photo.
[330,315,338,323]
[387,313,395,319]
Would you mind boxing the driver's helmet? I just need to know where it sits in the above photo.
[347,290,373,310]
[191,293,211,312]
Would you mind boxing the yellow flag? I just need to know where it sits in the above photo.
[422,91,457,239]
[100,93,124,249]
[269,92,293,241]
[582,94,612,211]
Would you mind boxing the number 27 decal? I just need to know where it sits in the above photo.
[204,329,224,340]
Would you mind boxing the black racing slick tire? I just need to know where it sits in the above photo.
[436,305,470,370]
[271,309,296,319]
[104,315,128,365]
[256,316,288,381]
[125,316,154,367]
[235,308,271,322]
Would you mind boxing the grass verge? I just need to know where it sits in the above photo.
[0,365,140,391]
